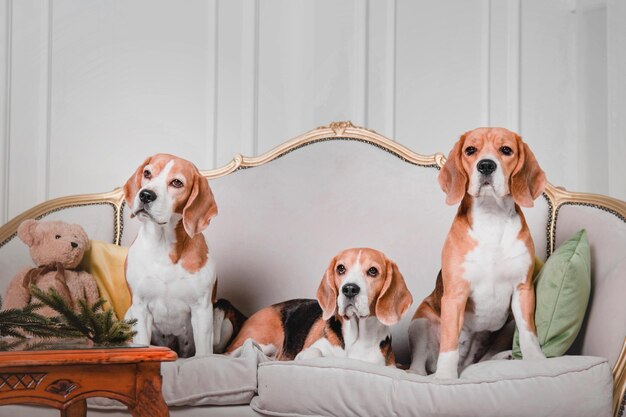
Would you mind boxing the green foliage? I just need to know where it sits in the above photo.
[0,297,60,340]
[0,287,137,346]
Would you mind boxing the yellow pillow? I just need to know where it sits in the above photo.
[79,240,130,320]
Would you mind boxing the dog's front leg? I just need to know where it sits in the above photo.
[512,273,545,360]
[125,301,152,346]
[191,298,213,356]
[435,279,470,379]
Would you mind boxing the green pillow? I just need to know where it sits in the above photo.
[512,229,591,358]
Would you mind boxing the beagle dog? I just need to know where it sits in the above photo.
[123,154,245,357]
[226,248,413,366]
[409,127,547,378]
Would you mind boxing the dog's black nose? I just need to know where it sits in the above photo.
[342,283,360,299]
[139,189,157,204]
[477,159,497,175]
[71,242,78,248]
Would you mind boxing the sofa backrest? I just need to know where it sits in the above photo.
[550,201,626,367]
[0,122,623,369]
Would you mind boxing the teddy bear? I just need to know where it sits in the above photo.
[3,219,100,317]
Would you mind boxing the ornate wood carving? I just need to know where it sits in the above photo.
[0,372,46,391]
[0,346,176,416]
[46,379,80,397]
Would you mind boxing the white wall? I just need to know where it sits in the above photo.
[0,0,624,223]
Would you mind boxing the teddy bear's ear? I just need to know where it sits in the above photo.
[17,219,39,246]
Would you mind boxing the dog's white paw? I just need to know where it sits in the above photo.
[522,344,545,360]
[295,348,322,361]
[520,331,546,360]
[408,366,428,376]
[433,350,459,379]
[433,367,458,379]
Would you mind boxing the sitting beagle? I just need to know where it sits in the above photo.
[409,127,547,378]
[226,248,413,366]
[124,154,245,357]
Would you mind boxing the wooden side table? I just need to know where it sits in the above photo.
[0,345,177,417]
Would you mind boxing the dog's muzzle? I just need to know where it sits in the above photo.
[139,189,157,204]
[477,159,497,176]
[342,283,360,299]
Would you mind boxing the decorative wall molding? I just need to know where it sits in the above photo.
[240,0,259,157]
[385,0,396,139]
[506,0,521,133]
[0,1,622,220]
[43,0,53,202]
[353,0,368,127]
[0,0,11,225]
[576,0,608,12]
[208,0,219,170]
[607,0,626,200]
[481,0,491,126]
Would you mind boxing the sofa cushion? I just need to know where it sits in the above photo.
[90,340,270,409]
[251,356,612,417]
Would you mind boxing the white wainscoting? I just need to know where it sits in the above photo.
[0,0,624,223]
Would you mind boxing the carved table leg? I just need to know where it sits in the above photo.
[128,363,169,417]
[61,399,86,417]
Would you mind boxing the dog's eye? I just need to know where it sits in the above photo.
[336,264,346,275]
[55,235,61,239]
[143,170,152,179]
[465,146,477,156]
[367,267,378,277]
[170,179,184,188]
[500,146,513,156]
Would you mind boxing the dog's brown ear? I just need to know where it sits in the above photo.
[17,219,39,246]
[317,257,338,321]
[182,173,218,237]
[510,137,546,208]
[375,260,413,326]
[123,156,152,209]
[438,134,468,205]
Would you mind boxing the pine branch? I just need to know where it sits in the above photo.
[29,286,91,335]
[28,286,137,345]
[0,297,61,339]
[90,299,107,313]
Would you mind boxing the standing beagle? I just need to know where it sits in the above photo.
[409,128,546,378]
[124,154,245,357]
[226,248,413,366]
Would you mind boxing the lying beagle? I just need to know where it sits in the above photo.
[409,127,546,378]
[123,154,245,357]
[226,248,413,366]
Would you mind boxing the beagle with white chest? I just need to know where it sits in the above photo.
[124,154,245,358]
[226,248,413,366]
[409,127,547,378]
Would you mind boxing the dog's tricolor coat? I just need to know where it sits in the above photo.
[123,154,245,357]
[226,248,413,366]
[409,128,547,378]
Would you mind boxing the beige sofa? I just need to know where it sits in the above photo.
[1,122,624,417]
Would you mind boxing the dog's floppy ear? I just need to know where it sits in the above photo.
[124,156,152,209]
[438,134,468,205]
[375,260,413,326]
[17,219,39,246]
[510,136,546,208]
[182,173,218,237]
[317,257,338,321]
